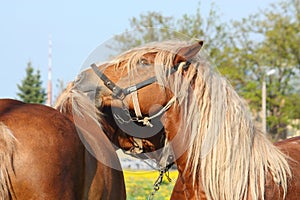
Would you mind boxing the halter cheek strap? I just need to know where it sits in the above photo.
[132,91,142,119]
[131,61,188,126]
[91,63,126,99]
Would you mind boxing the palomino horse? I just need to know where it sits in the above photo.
[0,99,126,199]
[73,40,300,199]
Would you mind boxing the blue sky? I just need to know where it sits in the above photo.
[0,0,280,100]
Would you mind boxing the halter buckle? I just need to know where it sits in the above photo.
[112,86,125,100]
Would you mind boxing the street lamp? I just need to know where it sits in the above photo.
[262,69,276,134]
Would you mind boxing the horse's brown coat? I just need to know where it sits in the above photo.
[0,99,126,199]
[79,41,300,200]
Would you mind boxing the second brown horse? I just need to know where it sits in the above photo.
[0,99,126,199]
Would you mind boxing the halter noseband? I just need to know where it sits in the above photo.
[91,63,157,100]
[90,61,191,100]
[90,61,190,128]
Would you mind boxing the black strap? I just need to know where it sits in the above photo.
[123,76,157,96]
[91,64,125,99]
[123,61,191,95]
[90,61,191,99]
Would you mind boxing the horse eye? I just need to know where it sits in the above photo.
[139,59,150,67]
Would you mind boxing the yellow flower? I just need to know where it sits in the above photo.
[124,170,178,199]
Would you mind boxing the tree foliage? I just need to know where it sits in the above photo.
[109,3,230,60]
[231,0,300,139]
[112,0,300,140]
[17,62,46,104]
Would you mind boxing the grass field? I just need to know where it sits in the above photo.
[123,170,178,200]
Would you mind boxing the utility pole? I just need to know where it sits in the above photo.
[261,69,276,134]
[46,35,52,106]
[262,78,267,134]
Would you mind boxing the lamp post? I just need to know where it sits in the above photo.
[262,69,276,134]
[262,79,267,134]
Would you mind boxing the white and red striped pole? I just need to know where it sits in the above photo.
[46,35,52,106]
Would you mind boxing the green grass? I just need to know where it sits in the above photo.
[124,170,178,200]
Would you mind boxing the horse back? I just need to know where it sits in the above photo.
[0,98,126,199]
[0,99,86,199]
[269,137,300,199]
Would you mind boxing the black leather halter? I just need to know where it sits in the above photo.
[90,61,191,100]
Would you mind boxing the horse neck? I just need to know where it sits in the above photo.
[162,105,206,198]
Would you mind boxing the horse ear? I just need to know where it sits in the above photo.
[174,41,203,64]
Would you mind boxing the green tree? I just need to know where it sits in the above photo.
[112,0,300,140]
[230,0,300,140]
[109,2,231,63]
[109,2,241,88]
[17,62,46,104]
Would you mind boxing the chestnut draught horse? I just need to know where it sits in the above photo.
[67,40,300,199]
[0,99,126,199]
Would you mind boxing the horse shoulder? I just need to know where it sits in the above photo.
[274,136,300,199]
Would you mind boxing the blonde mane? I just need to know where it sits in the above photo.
[54,82,102,124]
[55,41,291,200]
[111,41,292,200]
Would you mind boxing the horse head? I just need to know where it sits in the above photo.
[73,41,203,160]
[86,41,203,112]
